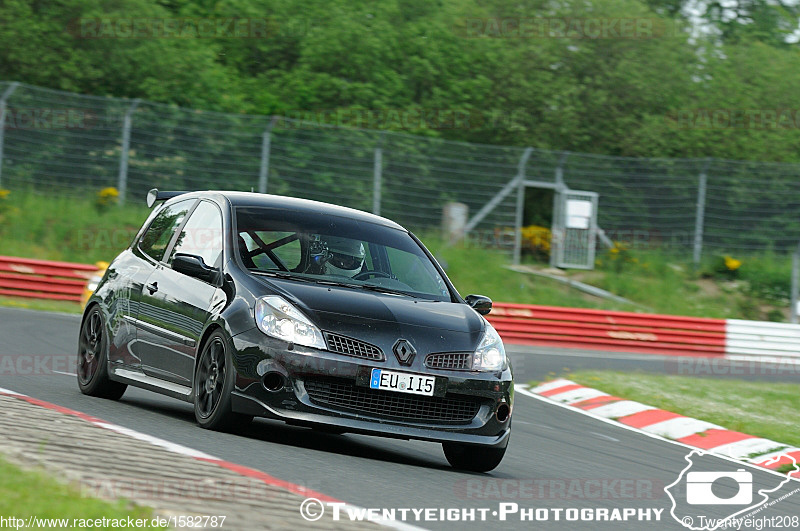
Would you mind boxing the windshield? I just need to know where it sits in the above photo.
[235,207,452,302]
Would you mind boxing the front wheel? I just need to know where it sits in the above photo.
[442,441,508,472]
[77,307,127,400]
[194,330,251,431]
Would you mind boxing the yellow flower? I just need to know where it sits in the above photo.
[0,189,10,199]
[724,256,741,271]
[98,187,119,199]
[520,225,552,253]
[95,187,120,212]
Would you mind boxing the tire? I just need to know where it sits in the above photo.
[194,330,252,431]
[77,307,127,400]
[442,440,508,472]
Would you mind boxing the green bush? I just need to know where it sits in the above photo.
[703,254,742,280]
[738,254,792,303]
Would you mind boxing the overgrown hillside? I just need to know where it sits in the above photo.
[3,0,800,160]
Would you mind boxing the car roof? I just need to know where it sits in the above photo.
[165,191,406,231]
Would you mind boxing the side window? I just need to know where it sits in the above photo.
[138,200,195,262]
[168,201,223,268]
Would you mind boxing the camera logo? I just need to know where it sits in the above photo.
[665,449,797,531]
[686,469,752,505]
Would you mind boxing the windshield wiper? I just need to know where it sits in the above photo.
[251,270,307,282]
[314,279,414,297]
[254,272,422,299]
[359,284,418,298]
[314,279,362,289]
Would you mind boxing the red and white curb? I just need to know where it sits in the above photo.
[0,386,422,530]
[524,379,800,477]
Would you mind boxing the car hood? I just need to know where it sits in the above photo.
[252,277,485,353]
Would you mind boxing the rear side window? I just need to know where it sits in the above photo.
[138,199,195,261]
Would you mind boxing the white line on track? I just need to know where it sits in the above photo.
[515,385,800,483]
[590,432,619,442]
[53,371,77,377]
[0,384,425,530]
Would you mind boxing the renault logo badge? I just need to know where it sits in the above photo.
[392,339,416,366]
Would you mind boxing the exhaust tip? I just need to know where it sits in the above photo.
[262,372,285,392]
[496,403,510,422]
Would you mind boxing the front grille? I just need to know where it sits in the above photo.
[304,378,481,424]
[426,352,472,370]
[324,332,384,361]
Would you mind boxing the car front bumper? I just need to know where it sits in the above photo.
[229,328,514,448]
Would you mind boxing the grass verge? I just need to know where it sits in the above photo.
[426,239,789,320]
[0,191,792,320]
[0,295,82,314]
[0,191,150,263]
[548,371,800,449]
[0,455,159,527]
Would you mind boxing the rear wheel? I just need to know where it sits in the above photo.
[77,307,127,400]
[194,331,252,431]
[442,440,508,472]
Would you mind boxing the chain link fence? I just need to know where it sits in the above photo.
[2,81,800,265]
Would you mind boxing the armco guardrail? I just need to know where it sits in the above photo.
[489,303,800,361]
[0,255,797,361]
[726,319,800,361]
[487,303,728,357]
[0,256,98,303]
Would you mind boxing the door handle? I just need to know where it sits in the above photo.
[146,282,158,294]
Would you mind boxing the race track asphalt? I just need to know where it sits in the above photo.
[0,307,797,530]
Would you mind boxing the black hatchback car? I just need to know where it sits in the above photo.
[78,190,513,471]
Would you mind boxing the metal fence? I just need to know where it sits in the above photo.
[2,80,800,266]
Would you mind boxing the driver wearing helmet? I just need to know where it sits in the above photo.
[322,237,366,278]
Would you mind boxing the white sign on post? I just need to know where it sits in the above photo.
[566,199,592,230]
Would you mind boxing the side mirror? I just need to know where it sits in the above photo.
[465,294,492,315]
[172,253,220,284]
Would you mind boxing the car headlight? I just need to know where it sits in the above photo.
[254,296,326,350]
[473,321,506,371]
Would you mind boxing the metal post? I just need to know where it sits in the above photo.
[258,116,277,194]
[372,132,385,216]
[791,242,800,324]
[373,147,383,215]
[512,147,534,265]
[692,159,710,267]
[117,99,140,205]
[550,152,569,268]
[0,82,21,189]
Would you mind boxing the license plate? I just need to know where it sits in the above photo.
[369,369,435,396]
